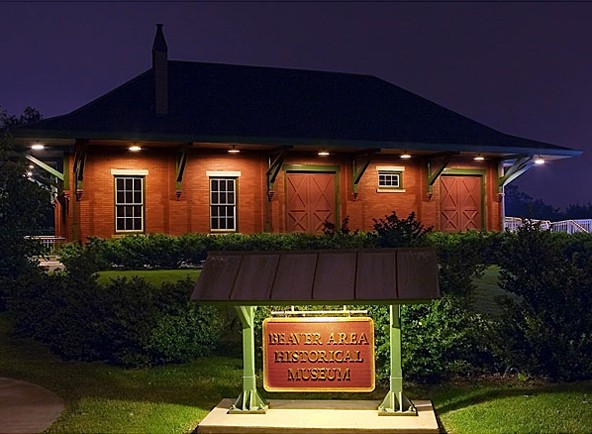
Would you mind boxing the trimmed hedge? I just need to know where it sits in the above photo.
[9,273,225,366]
[58,232,372,272]
[494,223,592,381]
[16,213,592,381]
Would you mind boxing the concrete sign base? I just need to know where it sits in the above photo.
[196,399,439,434]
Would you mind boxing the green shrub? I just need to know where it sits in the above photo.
[494,223,592,380]
[9,273,225,366]
[369,297,495,383]
[371,211,432,248]
[427,231,499,299]
[252,298,494,384]
[53,221,592,382]
[58,231,375,272]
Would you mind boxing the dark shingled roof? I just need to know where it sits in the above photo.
[15,60,580,157]
[191,249,440,305]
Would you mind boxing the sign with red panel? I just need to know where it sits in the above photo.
[262,317,375,392]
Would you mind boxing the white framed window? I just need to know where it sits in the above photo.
[114,176,144,232]
[377,166,405,192]
[210,177,237,232]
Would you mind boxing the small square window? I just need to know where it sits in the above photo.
[378,170,404,190]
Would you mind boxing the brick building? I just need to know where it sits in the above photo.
[15,25,580,242]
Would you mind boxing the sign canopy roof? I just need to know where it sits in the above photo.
[191,248,440,305]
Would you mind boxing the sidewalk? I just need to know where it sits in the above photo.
[38,258,64,273]
[0,377,64,434]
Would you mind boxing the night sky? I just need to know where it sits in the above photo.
[2,2,591,208]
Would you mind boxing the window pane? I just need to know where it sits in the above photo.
[115,176,144,232]
[378,172,401,188]
[210,177,236,231]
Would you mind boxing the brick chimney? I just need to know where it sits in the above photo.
[152,24,168,115]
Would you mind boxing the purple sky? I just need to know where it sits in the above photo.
[2,2,590,208]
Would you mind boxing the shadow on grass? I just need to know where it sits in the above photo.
[434,386,536,415]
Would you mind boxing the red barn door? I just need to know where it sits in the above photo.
[286,172,336,233]
[440,175,483,232]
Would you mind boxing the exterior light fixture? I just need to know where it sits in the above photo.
[31,143,44,150]
[129,145,142,152]
[228,146,240,154]
[26,171,33,177]
[474,155,485,162]
[318,150,330,157]
[534,156,545,165]
[28,164,34,169]
[400,152,411,160]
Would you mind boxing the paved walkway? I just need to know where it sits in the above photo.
[0,378,64,434]
[38,259,64,273]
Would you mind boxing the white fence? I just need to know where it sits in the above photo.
[504,217,592,234]
[26,235,66,252]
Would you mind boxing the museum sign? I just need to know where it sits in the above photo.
[263,317,375,392]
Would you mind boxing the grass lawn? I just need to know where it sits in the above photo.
[1,314,591,433]
[470,265,522,318]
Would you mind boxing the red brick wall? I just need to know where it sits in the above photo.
[63,146,503,242]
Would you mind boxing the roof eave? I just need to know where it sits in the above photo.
[12,128,582,158]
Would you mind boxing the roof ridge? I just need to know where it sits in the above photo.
[168,59,376,79]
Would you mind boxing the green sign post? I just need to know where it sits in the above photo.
[228,306,268,414]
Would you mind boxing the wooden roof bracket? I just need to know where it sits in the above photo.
[266,146,291,201]
[25,151,65,206]
[73,140,88,201]
[426,153,455,200]
[25,154,64,182]
[25,172,58,194]
[175,145,190,200]
[352,148,380,200]
[497,155,533,192]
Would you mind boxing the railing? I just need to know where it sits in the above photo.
[550,219,592,234]
[26,235,66,253]
[504,217,592,234]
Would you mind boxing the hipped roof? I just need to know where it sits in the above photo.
[191,249,440,305]
[15,61,580,158]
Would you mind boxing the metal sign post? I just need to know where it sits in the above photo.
[378,304,416,415]
[228,306,268,414]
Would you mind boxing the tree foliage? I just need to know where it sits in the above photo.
[504,184,562,221]
[505,184,592,221]
[0,106,47,310]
